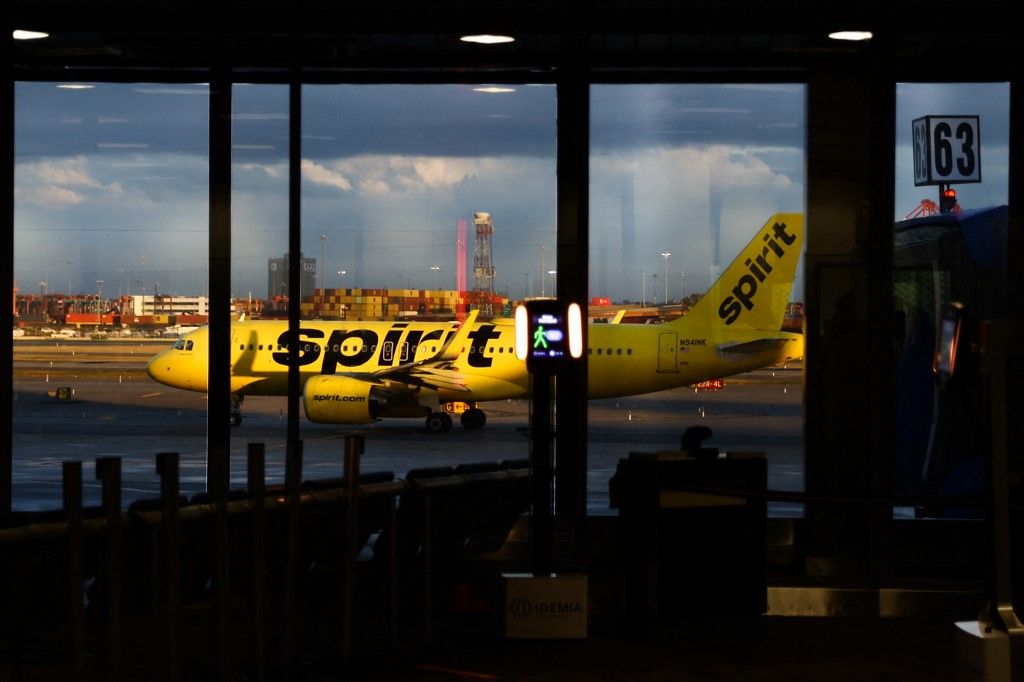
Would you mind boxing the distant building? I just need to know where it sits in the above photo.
[268,253,316,301]
[127,294,212,317]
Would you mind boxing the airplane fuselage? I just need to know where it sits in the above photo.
[146,212,806,429]
[147,316,802,402]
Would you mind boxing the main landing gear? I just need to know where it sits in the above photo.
[424,406,487,433]
[425,411,453,433]
[460,408,486,430]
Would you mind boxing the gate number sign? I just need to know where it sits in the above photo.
[913,115,981,186]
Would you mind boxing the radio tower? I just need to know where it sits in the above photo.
[472,212,495,315]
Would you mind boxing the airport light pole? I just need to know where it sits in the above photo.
[430,265,440,290]
[334,270,347,318]
[95,280,103,327]
[319,234,329,317]
[641,271,646,306]
[139,254,148,305]
[319,234,329,291]
[661,251,671,304]
[547,270,557,298]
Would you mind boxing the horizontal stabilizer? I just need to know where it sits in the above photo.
[716,338,792,355]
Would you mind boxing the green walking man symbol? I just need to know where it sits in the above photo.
[533,325,548,349]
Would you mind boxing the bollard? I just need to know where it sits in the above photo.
[341,435,364,663]
[156,453,181,682]
[63,461,85,682]
[282,440,303,680]
[95,457,123,682]
[211,460,231,682]
[247,443,268,682]
[422,492,433,643]
[387,496,399,649]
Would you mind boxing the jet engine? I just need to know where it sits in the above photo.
[303,375,380,424]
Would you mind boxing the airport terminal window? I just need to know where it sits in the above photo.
[290,84,556,479]
[589,84,807,516]
[228,83,291,485]
[13,81,210,510]
[12,79,557,506]
[891,83,1009,518]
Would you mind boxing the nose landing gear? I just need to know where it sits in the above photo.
[230,395,243,426]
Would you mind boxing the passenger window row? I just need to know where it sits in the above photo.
[237,343,445,354]
[236,342,633,357]
[588,347,632,356]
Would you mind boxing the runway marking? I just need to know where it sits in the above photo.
[139,391,165,399]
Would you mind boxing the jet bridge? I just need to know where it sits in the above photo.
[892,205,1008,507]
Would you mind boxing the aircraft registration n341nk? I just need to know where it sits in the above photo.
[146,213,804,433]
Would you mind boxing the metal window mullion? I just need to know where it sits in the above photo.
[287,75,301,444]
[208,68,232,492]
[555,67,590,524]
[2,25,13,514]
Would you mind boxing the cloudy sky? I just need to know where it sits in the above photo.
[13,81,1009,304]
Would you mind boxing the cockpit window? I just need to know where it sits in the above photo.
[173,339,186,350]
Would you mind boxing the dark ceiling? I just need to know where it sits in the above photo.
[7,0,1021,79]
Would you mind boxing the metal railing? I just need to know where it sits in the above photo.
[0,436,530,681]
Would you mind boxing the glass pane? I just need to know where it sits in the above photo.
[891,83,1009,518]
[14,82,209,509]
[228,83,291,485]
[590,84,807,516]
[293,84,556,480]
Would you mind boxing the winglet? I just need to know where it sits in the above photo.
[436,309,479,361]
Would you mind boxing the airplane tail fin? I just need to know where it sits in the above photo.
[680,213,803,331]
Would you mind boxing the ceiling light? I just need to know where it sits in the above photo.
[57,84,96,90]
[460,34,515,45]
[473,87,516,94]
[13,30,50,40]
[828,30,873,41]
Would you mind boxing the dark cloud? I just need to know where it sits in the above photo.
[15,82,211,158]
[18,83,809,162]
[591,84,805,150]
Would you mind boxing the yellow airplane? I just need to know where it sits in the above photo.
[146,213,804,432]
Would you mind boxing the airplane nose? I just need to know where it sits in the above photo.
[146,353,166,382]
